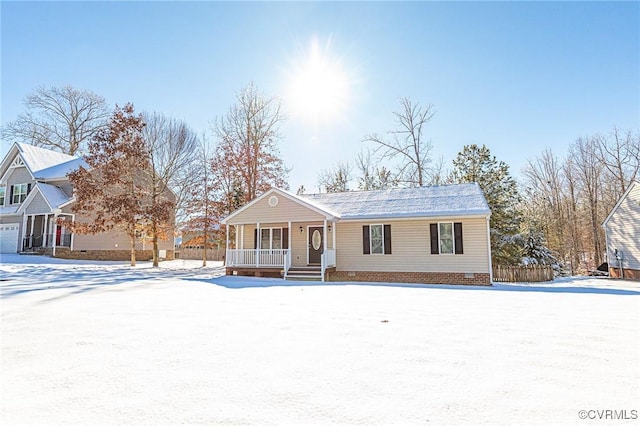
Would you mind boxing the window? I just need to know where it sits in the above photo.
[0,187,4,206]
[439,223,454,254]
[258,227,287,250]
[370,225,384,254]
[12,183,28,204]
[362,224,392,255]
[430,222,464,255]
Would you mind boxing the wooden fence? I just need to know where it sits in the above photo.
[176,248,225,261]
[492,264,554,283]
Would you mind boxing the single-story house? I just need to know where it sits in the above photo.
[221,184,493,285]
[602,180,640,280]
[0,142,175,260]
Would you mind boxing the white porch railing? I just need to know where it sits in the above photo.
[226,249,289,267]
[320,249,336,282]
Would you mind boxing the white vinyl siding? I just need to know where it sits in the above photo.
[227,193,325,225]
[336,217,490,274]
[605,183,640,271]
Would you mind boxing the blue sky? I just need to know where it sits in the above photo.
[2,1,638,191]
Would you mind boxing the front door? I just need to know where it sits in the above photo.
[308,226,323,265]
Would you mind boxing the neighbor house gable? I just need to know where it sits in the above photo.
[603,180,640,274]
[602,180,640,227]
[0,148,35,186]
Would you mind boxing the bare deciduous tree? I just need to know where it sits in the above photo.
[355,149,396,191]
[318,161,352,193]
[593,128,640,197]
[2,85,109,155]
[363,97,436,187]
[142,112,199,266]
[214,82,289,205]
[183,134,219,267]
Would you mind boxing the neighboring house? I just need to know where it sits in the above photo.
[0,142,175,260]
[602,180,640,280]
[221,184,492,285]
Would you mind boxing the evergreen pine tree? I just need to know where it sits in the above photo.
[450,144,522,265]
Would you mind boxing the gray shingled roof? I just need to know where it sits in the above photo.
[301,183,490,220]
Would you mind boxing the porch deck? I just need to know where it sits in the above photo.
[225,248,336,281]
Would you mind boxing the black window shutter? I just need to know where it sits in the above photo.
[9,186,14,204]
[27,183,32,194]
[254,228,257,249]
[362,225,370,254]
[430,223,439,254]
[454,222,463,254]
[384,224,392,254]
[282,228,289,250]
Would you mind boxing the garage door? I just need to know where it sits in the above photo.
[0,223,19,253]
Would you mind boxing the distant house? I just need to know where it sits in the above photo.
[221,184,492,285]
[602,180,640,280]
[0,142,175,260]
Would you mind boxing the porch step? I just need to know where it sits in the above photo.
[19,251,43,256]
[285,267,323,281]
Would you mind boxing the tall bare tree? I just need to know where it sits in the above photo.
[1,85,109,155]
[183,134,220,267]
[355,149,397,190]
[318,161,353,193]
[363,97,435,187]
[66,104,149,266]
[593,128,640,197]
[570,137,606,266]
[214,82,289,205]
[142,112,199,266]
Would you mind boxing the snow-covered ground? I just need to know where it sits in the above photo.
[1,255,638,425]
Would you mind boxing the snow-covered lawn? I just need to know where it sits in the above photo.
[1,255,638,425]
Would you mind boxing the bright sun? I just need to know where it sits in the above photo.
[288,37,350,124]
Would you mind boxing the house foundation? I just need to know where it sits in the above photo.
[326,270,491,286]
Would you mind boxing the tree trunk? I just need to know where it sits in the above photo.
[202,226,208,267]
[152,219,159,267]
[129,232,136,267]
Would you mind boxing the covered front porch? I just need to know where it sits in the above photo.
[225,220,337,281]
[22,212,72,254]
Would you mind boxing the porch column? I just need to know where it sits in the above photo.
[21,214,28,251]
[323,219,328,254]
[288,221,292,269]
[226,224,229,265]
[43,214,49,247]
[332,221,336,252]
[234,225,239,250]
[256,222,260,267]
[241,225,244,249]
[29,215,35,249]
[52,213,58,257]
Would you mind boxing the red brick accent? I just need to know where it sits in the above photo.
[609,267,640,281]
[326,270,491,286]
[52,248,175,261]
